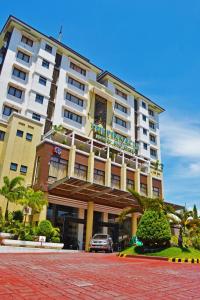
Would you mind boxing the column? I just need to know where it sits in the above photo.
[105,158,111,187]
[120,163,127,191]
[102,212,108,234]
[68,145,76,178]
[85,201,94,251]
[134,168,140,193]
[78,208,84,250]
[87,152,94,183]
[147,173,153,198]
[131,212,138,236]
[38,192,48,222]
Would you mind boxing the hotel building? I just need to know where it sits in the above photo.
[0,16,164,250]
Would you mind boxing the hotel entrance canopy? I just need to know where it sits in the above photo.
[48,177,141,210]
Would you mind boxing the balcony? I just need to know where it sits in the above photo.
[112,121,131,137]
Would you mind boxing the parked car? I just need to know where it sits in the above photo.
[89,234,113,253]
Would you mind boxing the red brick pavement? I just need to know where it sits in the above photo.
[0,252,199,299]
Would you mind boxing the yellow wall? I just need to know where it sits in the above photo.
[0,114,43,214]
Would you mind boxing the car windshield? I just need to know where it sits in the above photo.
[93,234,108,239]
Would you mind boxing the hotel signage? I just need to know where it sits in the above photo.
[91,123,139,154]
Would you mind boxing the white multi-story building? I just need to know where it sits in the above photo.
[0,15,166,250]
[0,15,164,163]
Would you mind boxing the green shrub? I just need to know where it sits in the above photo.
[36,220,53,241]
[171,235,178,246]
[12,210,23,222]
[192,236,200,250]
[136,210,171,248]
[24,234,34,241]
[51,236,60,243]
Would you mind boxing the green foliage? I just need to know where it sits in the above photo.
[192,235,200,250]
[36,220,60,242]
[171,235,178,246]
[19,188,48,224]
[24,234,34,241]
[51,236,60,243]
[193,205,198,219]
[136,210,171,247]
[12,210,23,222]
[0,176,25,220]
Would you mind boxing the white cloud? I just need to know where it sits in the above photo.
[160,115,200,158]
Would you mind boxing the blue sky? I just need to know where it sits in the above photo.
[1,0,200,210]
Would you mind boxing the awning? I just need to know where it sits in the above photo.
[48,177,141,210]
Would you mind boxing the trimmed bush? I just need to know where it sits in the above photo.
[136,210,171,247]
[51,236,60,243]
[192,236,200,250]
[36,220,53,241]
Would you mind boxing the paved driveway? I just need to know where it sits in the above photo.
[0,252,199,299]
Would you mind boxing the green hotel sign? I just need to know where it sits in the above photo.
[91,123,139,154]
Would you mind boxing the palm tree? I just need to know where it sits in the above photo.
[19,188,48,225]
[118,189,168,223]
[0,176,25,221]
[169,208,200,246]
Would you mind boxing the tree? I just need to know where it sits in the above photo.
[193,205,198,219]
[136,210,171,247]
[169,208,200,247]
[118,189,173,223]
[0,176,25,220]
[19,188,48,224]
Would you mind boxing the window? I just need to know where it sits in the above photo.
[143,128,147,135]
[68,77,85,91]
[45,44,52,53]
[149,121,156,130]
[153,187,160,197]
[127,179,134,190]
[150,134,156,143]
[8,86,23,99]
[115,116,127,128]
[142,101,146,109]
[74,163,87,180]
[115,88,127,100]
[142,114,147,122]
[35,93,44,104]
[32,113,41,121]
[26,133,33,141]
[39,76,47,86]
[94,169,105,184]
[20,165,28,174]
[64,110,82,124]
[0,130,5,141]
[149,109,154,116]
[150,148,157,157]
[143,143,148,150]
[111,174,120,189]
[21,35,33,47]
[16,130,23,137]
[13,67,26,80]
[140,183,147,195]
[3,106,18,116]
[66,92,83,107]
[115,102,127,113]
[42,59,50,69]
[17,51,30,63]
[70,62,86,76]
[10,162,18,171]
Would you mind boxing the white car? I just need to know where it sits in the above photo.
[89,234,113,253]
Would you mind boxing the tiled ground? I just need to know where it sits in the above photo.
[0,252,199,299]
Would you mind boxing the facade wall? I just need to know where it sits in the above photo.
[0,113,42,213]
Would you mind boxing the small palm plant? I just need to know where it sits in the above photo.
[19,188,48,225]
[0,176,25,221]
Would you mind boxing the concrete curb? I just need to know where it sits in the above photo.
[117,253,168,261]
[168,258,200,264]
[117,253,200,263]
